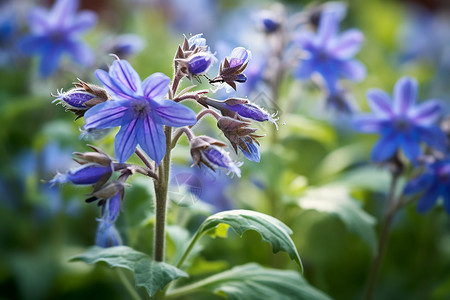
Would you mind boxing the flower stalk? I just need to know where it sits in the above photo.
[364,172,400,300]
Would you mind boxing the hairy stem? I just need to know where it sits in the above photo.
[364,173,400,300]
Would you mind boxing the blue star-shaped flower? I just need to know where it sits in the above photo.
[295,11,366,93]
[18,0,97,77]
[84,59,197,164]
[354,77,446,162]
[404,160,450,214]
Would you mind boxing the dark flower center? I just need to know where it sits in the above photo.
[133,101,149,117]
[394,118,410,131]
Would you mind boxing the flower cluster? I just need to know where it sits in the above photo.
[51,32,276,245]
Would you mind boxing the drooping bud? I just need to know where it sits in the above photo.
[50,163,112,186]
[189,135,241,177]
[217,116,264,162]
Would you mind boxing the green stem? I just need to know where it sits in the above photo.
[364,173,400,300]
[154,126,172,262]
[116,268,143,300]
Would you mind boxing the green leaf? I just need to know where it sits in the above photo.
[167,263,331,300]
[178,210,302,270]
[70,246,187,297]
[298,186,377,253]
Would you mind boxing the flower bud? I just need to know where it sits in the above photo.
[50,163,112,186]
[91,181,125,200]
[228,47,250,69]
[53,78,109,119]
[203,146,242,177]
[217,116,264,162]
[53,88,96,110]
[201,97,278,127]
[188,52,217,75]
[73,144,112,166]
[189,135,241,177]
[210,47,251,90]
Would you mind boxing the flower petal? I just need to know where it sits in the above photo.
[84,100,131,129]
[49,0,78,29]
[136,114,166,164]
[142,73,170,100]
[154,100,197,127]
[417,126,447,152]
[17,35,46,56]
[394,77,417,115]
[66,11,97,34]
[338,60,366,81]
[353,115,384,133]
[109,59,142,94]
[295,59,314,79]
[331,29,364,59]
[366,89,393,117]
[371,130,399,162]
[417,183,440,213]
[317,12,338,47]
[410,99,441,125]
[115,118,139,163]
[66,40,94,66]
[404,174,433,195]
[39,43,64,77]
[28,7,49,34]
[95,69,134,100]
[400,132,421,163]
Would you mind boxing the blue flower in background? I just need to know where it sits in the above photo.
[404,160,450,214]
[85,59,197,164]
[18,0,97,77]
[295,11,365,93]
[353,77,446,163]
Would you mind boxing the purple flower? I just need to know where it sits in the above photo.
[18,0,97,77]
[404,160,450,214]
[50,163,112,185]
[188,52,217,75]
[295,12,365,93]
[353,77,446,163]
[85,59,197,164]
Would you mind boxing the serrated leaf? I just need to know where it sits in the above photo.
[167,263,331,300]
[70,246,187,297]
[298,186,377,253]
[197,210,302,269]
